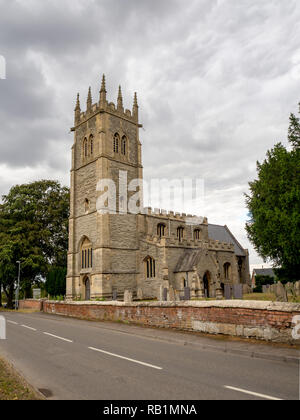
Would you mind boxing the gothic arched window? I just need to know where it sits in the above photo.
[113,133,119,153]
[145,257,156,278]
[83,138,88,158]
[177,227,184,242]
[157,223,166,238]
[81,238,93,269]
[121,136,127,155]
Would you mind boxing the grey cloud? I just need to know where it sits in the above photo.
[0,0,300,267]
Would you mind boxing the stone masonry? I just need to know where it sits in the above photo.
[43,299,300,345]
[66,75,251,301]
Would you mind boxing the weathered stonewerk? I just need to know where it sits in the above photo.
[66,75,250,302]
[43,300,300,345]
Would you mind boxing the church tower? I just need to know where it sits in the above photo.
[66,75,143,300]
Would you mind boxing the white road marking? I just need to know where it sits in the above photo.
[7,320,18,325]
[43,332,73,343]
[21,324,37,331]
[224,386,283,401]
[88,346,163,370]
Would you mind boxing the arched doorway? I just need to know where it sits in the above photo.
[203,271,211,298]
[84,277,91,301]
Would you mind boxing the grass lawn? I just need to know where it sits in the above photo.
[0,357,42,400]
[243,293,276,301]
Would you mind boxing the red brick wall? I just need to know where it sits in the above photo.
[43,301,300,344]
[19,299,43,311]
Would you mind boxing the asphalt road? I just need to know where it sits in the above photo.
[0,312,299,400]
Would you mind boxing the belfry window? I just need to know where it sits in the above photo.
[83,138,88,157]
[194,229,201,240]
[145,257,156,278]
[121,136,126,155]
[157,223,166,238]
[113,133,119,153]
[90,135,94,155]
[177,227,184,242]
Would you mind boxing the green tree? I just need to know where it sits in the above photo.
[288,111,300,149]
[0,180,69,308]
[246,104,300,282]
[253,275,275,293]
[45,267,67,298]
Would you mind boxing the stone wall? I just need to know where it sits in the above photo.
[42,300,300,345]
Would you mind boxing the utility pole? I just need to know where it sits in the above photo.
[16,261,21,310]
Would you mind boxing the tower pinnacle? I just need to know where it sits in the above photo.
[99,74,107,108]
[117,85,123,111]
[87,86,92,112]
[133,92,138,121]
[74,93,81,124]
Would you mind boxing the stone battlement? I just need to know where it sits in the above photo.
[141,207,208,224]
[73,75,139,128]
[77,100,137,126]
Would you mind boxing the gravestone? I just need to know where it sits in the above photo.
[295,281,300,297]
[243,284,251,294]
[285,282,295,298]
[0,316,6,340]
[184,287,191,301]
[233,284,243,299]
[275,282,288,302]
[124,290,133,303]
[224,284,232,300]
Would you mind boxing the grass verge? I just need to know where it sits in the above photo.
[0,356,42,400]
[0,308,40,314]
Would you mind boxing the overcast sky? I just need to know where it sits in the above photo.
[0,0,299,269]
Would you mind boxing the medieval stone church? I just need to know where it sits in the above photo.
[66,76,250,301]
